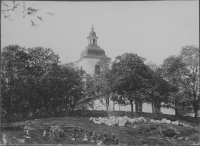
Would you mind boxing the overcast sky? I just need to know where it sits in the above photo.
[1,1,199,65]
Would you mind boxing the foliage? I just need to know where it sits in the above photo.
[1,45,85,117]
[111,53,150,112]
[85,56,113,111]
[1,1,55,26]
[144,62,171,113]
[162,55,188,115]
[179,45,199,118]
[162,45,199,118]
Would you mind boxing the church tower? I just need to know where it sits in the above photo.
[76,26,105,74]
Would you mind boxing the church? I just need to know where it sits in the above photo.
[75,26,175,115]
[75,26,105,75]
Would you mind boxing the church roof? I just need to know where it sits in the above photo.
[89,29,96,37]
[80,45,105,59]
[87,26,98,39]
[76,26,105,63]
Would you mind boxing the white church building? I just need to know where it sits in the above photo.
[75,26,175,115]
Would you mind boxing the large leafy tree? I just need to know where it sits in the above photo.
[85,56,113,111]
[25,47,60,113]
[180,45,199,118]
[1,45,30,113]
[95,56,113,111]
[145,62,171,113]
[162,55,187,116]
[111,53,150,112]
[1,45,85,117]
[162,45,199,118]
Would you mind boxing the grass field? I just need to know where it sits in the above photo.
[1,112,199,145]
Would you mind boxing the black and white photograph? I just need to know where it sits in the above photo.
[1,1,199,145]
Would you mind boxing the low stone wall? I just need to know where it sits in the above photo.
[2,110,199,124]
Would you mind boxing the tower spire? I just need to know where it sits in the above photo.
[92,24,94,31]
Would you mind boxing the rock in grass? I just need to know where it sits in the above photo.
[97,140,103,145]
[172,121,179,126]
[16,138,25,143]
[166,120,171,124]
[119,120,127,126]
[89,117,93,121]
[184,137,189,141]
[93,119,102,125]
[24,125,35,130]
[177,136,183,140]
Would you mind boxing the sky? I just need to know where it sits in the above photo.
[1,1,199,66]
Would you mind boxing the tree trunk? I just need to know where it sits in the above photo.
[106,96,110,111]
[152,101,155,113]
[174,100,178,117]
[193,100,198,118]
[194,108,198,118]
[130,99,134,112]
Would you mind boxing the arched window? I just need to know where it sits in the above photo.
[93,39,95,44]
[95,65,100,74]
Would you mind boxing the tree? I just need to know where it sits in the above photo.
[1,45,86,118]
[95,56,113,111]
[162,45,199,118]
[1,45,30,113]
[85,56,113,111]
[1,1,55,26]
[180,45,199,118]
[24,47,60,114]
[111,53,150,112]
[145,62,171,113]
[162,55,187,116]
[59,64,85,111]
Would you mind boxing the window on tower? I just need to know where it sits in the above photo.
[93,39,95,44]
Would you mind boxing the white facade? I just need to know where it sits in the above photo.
[76,58,99,75]
[93,99,175,115]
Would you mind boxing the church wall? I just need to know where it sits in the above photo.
[91,99,175,115]
[85,58,99,75]
[76,58,99,75]
[161,107,175,115]
[76,59,87,71]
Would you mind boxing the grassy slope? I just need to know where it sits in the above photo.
[1,115,199,145]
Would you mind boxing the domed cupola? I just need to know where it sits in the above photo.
[89,28,96,37]
[80,25,105,59]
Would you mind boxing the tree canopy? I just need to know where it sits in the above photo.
[1,45,85,117]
